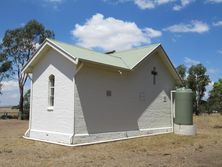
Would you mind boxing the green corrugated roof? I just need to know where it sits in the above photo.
[48,39,160,70]
[110,44,160,69]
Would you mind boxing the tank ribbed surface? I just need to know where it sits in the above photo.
[175,88,193,125]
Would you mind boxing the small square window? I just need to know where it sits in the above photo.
[139,92,145,101]
[106,90,112,97]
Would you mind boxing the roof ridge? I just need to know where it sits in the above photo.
[48,38,161,55]
[47,38,143,69]
[45,38,162,70]
[47,38,106,55]
[111,43,161,54]
[106,54,131,69]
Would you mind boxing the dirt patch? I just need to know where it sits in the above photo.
[213,125,222,129]
[0,114,222,167]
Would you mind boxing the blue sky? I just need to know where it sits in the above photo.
[0,0,222,106]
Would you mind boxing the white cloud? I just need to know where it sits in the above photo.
[173,0,194,11]
[143,28,162,38]
[42,0,64,9]
[0,90,19,106]
[104,0,198,10]
[208,68,218,74]
[203,81,214,100]
[32,42,40,49]
[44,0,64,3]
[134,0,175,9]
[213,21,222,27]
[207,0,222,3]
[217,50,222,54]
[164,20,209,33]
[0,80,19,106]
[184,57,200,67]
[103,0,175,9]
[9,94,19,99]
[134,0,155,9]
[45,0,63,2]
[72,13,162,51]
[0,79,30,106]
[1,80,18,92]
[102,0,131,4]
[20,22,25,27]
[156,0,175,4]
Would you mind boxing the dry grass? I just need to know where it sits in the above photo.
[0,107,18,118]
[0,114,222,167]
[0,107,18,113]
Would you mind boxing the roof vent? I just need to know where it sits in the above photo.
[105,50,116,54]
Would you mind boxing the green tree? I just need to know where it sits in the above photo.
[176,64,187,87]
[23,89,30,119]
[208,79,222,113]
[0,52,11,94]
[187,64,210,115]
[0,20,54,119]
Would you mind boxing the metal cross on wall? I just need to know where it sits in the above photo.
[151,67,158,85]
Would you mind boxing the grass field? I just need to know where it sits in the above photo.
[0,107,18,118]
[0,114,222,167]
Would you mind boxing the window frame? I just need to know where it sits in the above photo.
[48,75,55,111]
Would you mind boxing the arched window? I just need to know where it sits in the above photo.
[48,75,55,107]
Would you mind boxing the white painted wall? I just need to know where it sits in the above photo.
[28,47,176,145]
[74,52,175,136]
[30,49,75,144]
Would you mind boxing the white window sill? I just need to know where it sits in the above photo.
[47,106,54,111]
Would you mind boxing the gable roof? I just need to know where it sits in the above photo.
[48,39,160,70]
[22,38,181,83]
[109,44,160,69]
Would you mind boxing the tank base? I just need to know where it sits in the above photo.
[174,124,196,136]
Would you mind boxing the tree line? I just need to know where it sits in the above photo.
[0,19,221,119]
[0,20,54,119]
[176,64,222,115]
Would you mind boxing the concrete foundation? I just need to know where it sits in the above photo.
[174,123,196,136]
[24,127,173,146]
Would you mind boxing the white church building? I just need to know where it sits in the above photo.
[22,38,181,146]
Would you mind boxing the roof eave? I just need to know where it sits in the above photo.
[158,45,182,85]
[21,38,78,74]
[78,58,130,71]
[130,44,161,70]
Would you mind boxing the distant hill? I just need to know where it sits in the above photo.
[0,105,13,108]
[0,106,18,113]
